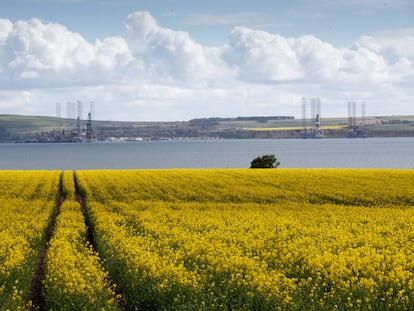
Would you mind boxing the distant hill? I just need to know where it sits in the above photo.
[0,114,57,134]
[0,114,413,142]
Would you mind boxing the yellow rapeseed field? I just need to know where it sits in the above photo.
[43,171,119,310]
[0,170,60,310]
[1,169,413,310]
[76,169,414,310]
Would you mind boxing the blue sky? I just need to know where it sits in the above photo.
[3,0,412,46]
[0,0,413,120]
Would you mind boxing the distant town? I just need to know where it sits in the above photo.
[0,99,413,143]
[1,114,413,143]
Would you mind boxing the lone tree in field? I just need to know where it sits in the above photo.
[250,154,280,168]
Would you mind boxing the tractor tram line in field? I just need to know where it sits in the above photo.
[74,173,97,263]
[39,170,120,310]
[1,169,414,310]
[0,170,61,310]
[74,169,414,310]
[26,171,65,310]
[73,172,124,309]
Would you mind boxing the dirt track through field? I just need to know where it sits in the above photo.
[27,172,64,310]
[26,171,121,309]
[73,172,97,258]
[72,171,123,308]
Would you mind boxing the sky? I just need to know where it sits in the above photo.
[0,0,413,121]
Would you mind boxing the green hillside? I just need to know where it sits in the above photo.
[0,114,413,142]
[0,114,57,134]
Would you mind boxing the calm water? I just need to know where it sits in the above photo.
[0,138,413,170]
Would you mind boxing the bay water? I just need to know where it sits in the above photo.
[0,137,413,170]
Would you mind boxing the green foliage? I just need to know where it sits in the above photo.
[250,154,280,168]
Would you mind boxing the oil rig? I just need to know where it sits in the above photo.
[346,101,367,138]
[53,101,96,142]
[301,97,323,138]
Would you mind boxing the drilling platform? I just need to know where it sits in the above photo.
[301,97,323,138]
[53,101,96,142]
[346,101,367,138]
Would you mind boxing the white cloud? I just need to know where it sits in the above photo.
[291,35,344,81]
[222,27,303,82]
[124,11,232,84]
[1,18,133,88]
[0,19,13,42]
[354,34,414,63]
[0,11,413,120]
[341,34,414,88]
